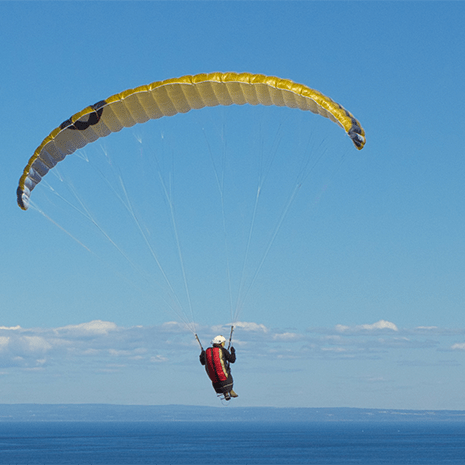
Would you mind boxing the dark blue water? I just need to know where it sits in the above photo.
[0,421,464,464]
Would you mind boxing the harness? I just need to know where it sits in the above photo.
[205,347,229,383]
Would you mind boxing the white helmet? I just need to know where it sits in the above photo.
[211,335,226,346]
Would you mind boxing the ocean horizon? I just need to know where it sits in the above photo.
[1,403,465,423]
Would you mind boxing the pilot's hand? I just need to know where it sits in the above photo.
[230,346,235,354]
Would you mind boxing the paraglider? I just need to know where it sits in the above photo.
[16,72,365,400]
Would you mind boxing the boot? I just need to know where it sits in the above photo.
[229,389,238,398]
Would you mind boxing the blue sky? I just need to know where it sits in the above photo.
[1,1,465,409]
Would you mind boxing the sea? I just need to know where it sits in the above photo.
[1,420,464,465]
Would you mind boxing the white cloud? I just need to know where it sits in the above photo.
[272,332,303,341]
[160,321,188,332]
[227,321,269,333]
[22,336,52,353]
[365,320,398,331]
[411,326,464,336]
[55,320,117,336]
[0,336,9,349]
[0,319,462,371]
[336,320,398,333]
[334,325,350,333]
[451,343,465,350]
[79,348,100,356]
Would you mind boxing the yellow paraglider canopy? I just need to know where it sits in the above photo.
[17,72,365,210]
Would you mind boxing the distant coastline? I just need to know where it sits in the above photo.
[0,404,464,422]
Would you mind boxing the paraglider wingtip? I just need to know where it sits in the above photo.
[16,188,29,210]
[350,132,366,150]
